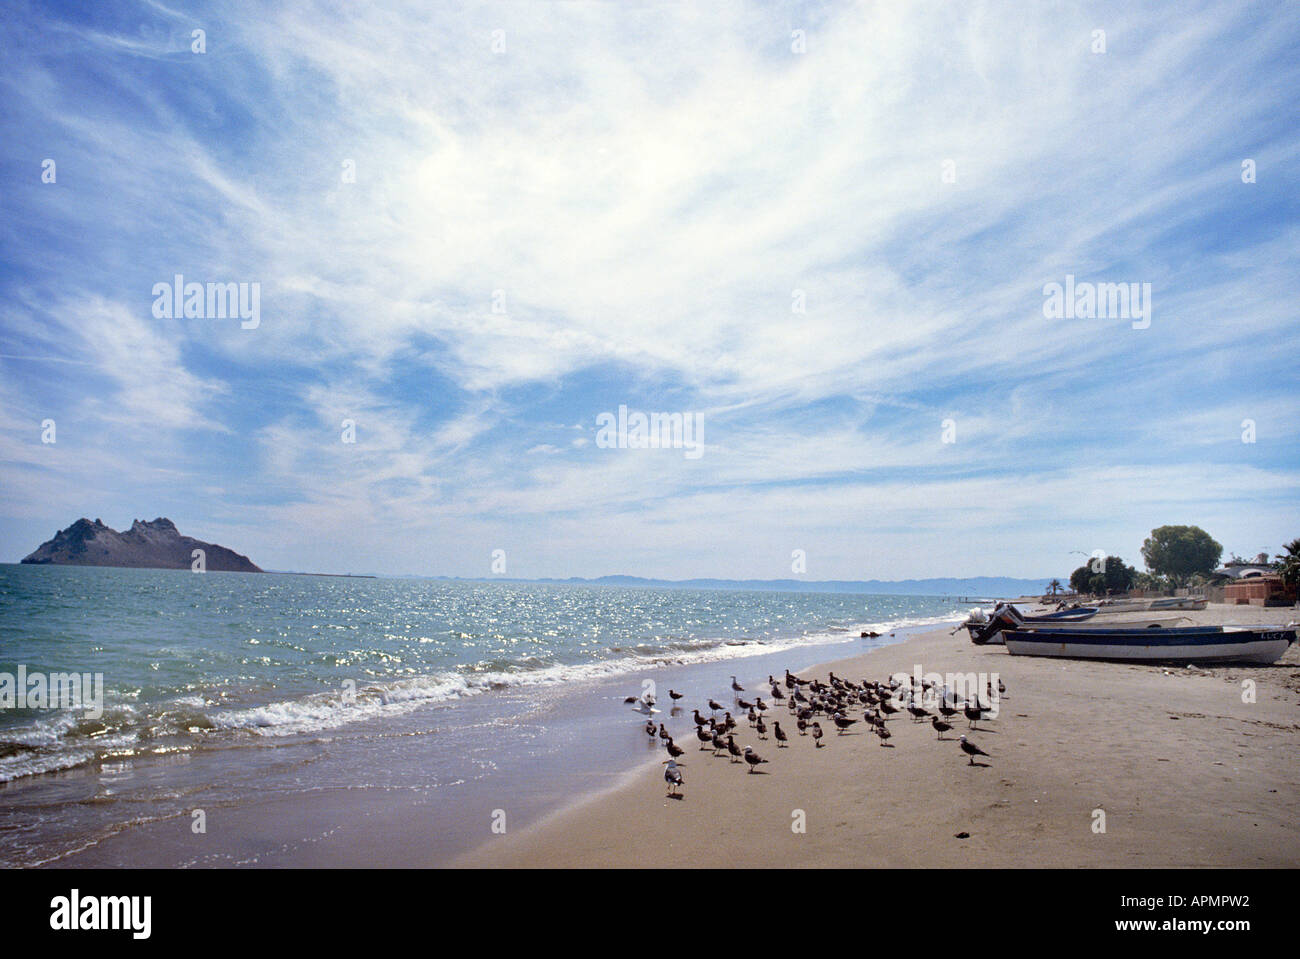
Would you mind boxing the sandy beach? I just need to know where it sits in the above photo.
[456,603,1300,868]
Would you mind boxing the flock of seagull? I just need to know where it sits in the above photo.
[628,670,1003,798]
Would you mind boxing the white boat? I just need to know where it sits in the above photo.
[1147,597,1209,611]
[1003,625,1295,664]
[964,604,1178,645]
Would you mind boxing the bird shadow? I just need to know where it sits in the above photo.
[666,793,685,801]
[967,760,991,768]
[745,769,770,775]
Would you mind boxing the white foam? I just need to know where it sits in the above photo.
[201,613,960,738]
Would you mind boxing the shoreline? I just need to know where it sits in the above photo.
[454,603,1300,868]
[14,614,954,868]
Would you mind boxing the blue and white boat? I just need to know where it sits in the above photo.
[964,603,1099,645]
[1003,624,1296,664]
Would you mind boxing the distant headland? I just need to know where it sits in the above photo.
[21,518,262,573]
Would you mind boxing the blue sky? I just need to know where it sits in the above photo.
[1,0,1297,580]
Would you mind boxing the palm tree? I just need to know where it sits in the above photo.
[1046,579,1062,597]
[1275,539,1300,595]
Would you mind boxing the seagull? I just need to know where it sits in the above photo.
[665,737,685,759]
[811,722,824,748]
[876,723,892,746]
[731,676,745,694]
[743,746,769,773]
[668,689,685,702]
[773,721,788,747]
[931,716,953,740]
[711,729,728,756]
[963,701,987,730]
[708,699,726,714]
[907,704,930,723]
[695,726,713,749]
[658,723,671,743]
[959,735,990,765]
[727,735,744,764]
[756,716,768,739]
[663,759,685,796]
[832,713,857,735]
[693,709,712,728]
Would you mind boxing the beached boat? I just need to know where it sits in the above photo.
[1147,597,1209,611]
[963,603,1099,645]
[1003,624,1296,664]
[1094,597,1209,613]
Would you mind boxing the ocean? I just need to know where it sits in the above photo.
[0,564,969,866]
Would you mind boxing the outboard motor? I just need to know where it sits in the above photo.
[967,604,1023,645]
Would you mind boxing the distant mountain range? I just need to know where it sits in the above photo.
[21,518,262,573]
[417,574,1053,597]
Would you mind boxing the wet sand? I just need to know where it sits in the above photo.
[456,603,1300,867]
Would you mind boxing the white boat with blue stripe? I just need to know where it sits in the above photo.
[1003,624,1296,664]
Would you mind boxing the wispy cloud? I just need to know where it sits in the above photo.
[1,0,1296,577]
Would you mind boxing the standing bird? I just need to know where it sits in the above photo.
[708,699,726,714]
[658,723,671,743]
[743,747,769,773]
[645,719,657,742]
[832,713,858,735]
[693,709,711,728]
[663,759,685,796]
[876,723,892,746]
[773,721,788,747]
[668,689,685,703]
[695,725,713,750]
[756,716,768,740]
[959,735,990,765]
[963,701,987,730]
[931,715,953,740]
[731,676,745,695]
[727,735,744,764]
[665,738,685,759]
[811,722,824,748]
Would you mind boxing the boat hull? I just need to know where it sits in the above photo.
[1004,627,1295,664]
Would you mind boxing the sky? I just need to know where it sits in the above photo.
[0,0,1297,581]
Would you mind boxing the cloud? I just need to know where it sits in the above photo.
[0,0,1296,575]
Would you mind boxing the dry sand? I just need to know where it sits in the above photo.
[455,603,1300,868]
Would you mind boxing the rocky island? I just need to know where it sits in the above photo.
[21,517,262,572]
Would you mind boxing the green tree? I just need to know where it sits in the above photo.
[1133,571,1168,592]
[1071,557,1135,595]
[1275,538,1300,593]
[1046,579,1062,596]
[1141,525,1223,587]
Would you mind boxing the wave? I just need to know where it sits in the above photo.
[0,612,960,781]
